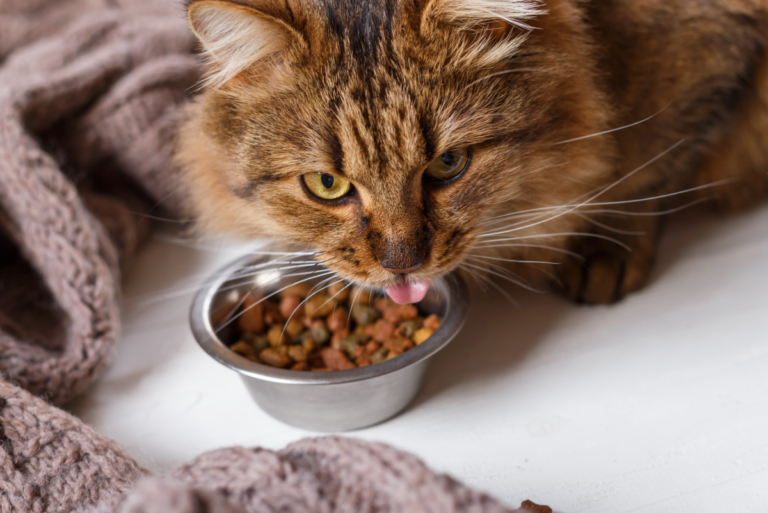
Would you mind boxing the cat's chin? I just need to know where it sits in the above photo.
[384,280,431,305]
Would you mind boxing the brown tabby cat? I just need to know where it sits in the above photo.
[177,0,768,304]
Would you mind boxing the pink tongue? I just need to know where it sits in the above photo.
[384,280,431,304]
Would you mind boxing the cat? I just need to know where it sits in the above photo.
[177,0,768,305]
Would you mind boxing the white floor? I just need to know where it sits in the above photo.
[70,205,768,513]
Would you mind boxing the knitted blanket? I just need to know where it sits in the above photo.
[0,1,549,511]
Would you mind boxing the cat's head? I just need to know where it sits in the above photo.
[179,0,612,302]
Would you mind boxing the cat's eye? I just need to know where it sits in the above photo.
[425,147,471,181]
[303,172,352,201]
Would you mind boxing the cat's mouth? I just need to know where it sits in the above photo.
[383,280,431,305]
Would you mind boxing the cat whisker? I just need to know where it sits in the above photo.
[481,148,727,239]
[551,101,673,146]
[457,263,520,306]
[215,267,338,329]
[234,255,334,272]
[465,254,560,265]
[457,263,489,294]
[469,253,564,287]
[477,179,730,236]
[572,213,646,236]
[475,231,632,250]
[326,280,353,308]
[154,234,320,257]
[564,179,735,208]
[279,276,346,348]
[478,139,686,238]
[127,260,331,306]
[125,212,193,224]
[280,256,344,299]
[478,183,607,227]
[220,258,337,288]
[347,284,366,325]
[460,261,544,293]
[145,183,189,217]
[480,210,561,227]
[479,211,566,233]
[232,261,326,276]
[215,270,335,333]
[469,243,585,260]
[463,68,545,92]
[579,197,711,217]
[465,255,544,282]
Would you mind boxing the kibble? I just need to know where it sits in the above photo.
[383,335,414,354]
[259,347,291,368]
[326,307,349,332]
[267,324,286,347]
[285,318,304,338]
[331,328,350,348]
[238,292,265,333]
[310,320,331,344]
[353,345,371,367]
[424,314,441,330]
[339,333,365,357]
[328,281,350,302]
[370,347,389,365]
[288,344,309,362]
[349,286,372,304]
[383,304,418,324]
[230,341,257,361]
[225,281,442,370]
[279,294,303,320]
[320,347,356,370]
[263,303,283,326]
[305,294,336,318]
[397,317,423,338]
[412,327,434,345]
[385,350,400,361]
[351,304,380,325]
[279,283,311,298]
[242,332,270,352]
[365,319,395,342]
[302,337,317,352]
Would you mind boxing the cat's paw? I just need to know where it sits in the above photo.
[555,235,656,305]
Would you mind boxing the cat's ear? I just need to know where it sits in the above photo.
[187,0,302,89]
[418,0,545,34]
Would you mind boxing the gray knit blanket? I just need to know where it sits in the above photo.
[0,0,549,512]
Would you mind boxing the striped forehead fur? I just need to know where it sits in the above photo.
[189,0,547,90]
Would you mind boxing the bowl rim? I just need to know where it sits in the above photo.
[189,254,469,385]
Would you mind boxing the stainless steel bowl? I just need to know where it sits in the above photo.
[190,254,469,431]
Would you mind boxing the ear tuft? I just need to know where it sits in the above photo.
[188,0,289,89]
[426,0,546,32]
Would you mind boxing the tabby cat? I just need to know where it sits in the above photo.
[177,0,768,304]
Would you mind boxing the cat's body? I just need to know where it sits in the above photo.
[178,0,768,304]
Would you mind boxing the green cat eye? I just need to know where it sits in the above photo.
[425,147,471,181]
[303,172,352,201]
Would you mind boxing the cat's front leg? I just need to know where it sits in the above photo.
[554,207,664,305]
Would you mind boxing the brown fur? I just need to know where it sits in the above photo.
[177,0,768,303]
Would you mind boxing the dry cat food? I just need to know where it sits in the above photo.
[220,283,442,371]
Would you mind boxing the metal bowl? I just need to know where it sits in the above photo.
[190,254,469,432]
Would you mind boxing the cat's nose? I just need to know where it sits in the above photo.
[381,263,422,275]
[371,232,428,274]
